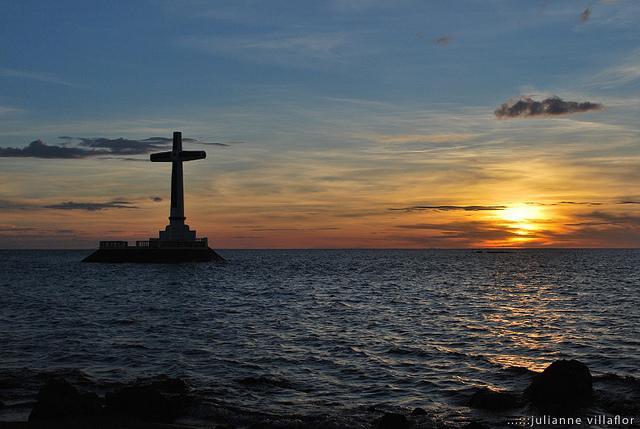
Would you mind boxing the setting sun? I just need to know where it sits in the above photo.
[500,205,544,223]
[492,204,548,246]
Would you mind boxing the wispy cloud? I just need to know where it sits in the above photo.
[0,105,24,116]
[588,52,640,88]
[374,133,475,144]
[390,205,506,212]
[175,32,350,67]
[495,96,603,119]
[0,67,80,87]
[44,200,138,211]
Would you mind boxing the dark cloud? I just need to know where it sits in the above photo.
[0,199,35,210]
[574,211,640,226]
[552,211,640,246]
[150,196,163,202]
[579,7,591,23]
[559,201,603,206]
[525,201,603,206]
[250,227,340,232]
[44,200,137,211]
[0,140,108,159]
[390,205,506,212]
[137,136,231,147]
[0,135,229,159]
[433,35,451,46]
[198,141,234,147]
[392,220,549,247]
[75,137,170,155]
[619,200,640,205]
[0,226,37,232]
[495,96,603,119]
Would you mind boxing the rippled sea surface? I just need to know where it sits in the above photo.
[1,249,639,426]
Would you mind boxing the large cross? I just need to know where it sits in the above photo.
[150,131,206,240]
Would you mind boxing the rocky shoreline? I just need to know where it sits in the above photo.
[1,360,638,429]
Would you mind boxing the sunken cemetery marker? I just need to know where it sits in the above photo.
[83,131,224,263]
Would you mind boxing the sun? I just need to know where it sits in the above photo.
[500,205,543,223]
[497,204,546,237]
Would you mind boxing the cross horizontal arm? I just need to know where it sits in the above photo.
[150,150,206,162]
[179,150,206,161]
[150,151,172,162]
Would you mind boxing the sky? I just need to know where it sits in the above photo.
[1,0,639,248]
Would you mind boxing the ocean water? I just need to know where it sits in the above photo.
[1,249,639,427]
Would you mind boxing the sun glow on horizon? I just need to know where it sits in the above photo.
[494,204,548,245]
[500,205,544,224]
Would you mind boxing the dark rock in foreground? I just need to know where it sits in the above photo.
[29,379,101,421]
[464,422,489,429]
[410,407,427,416]
[525,359,593,412]
[134,374,189,394]
[105,377,191,422]
[377,412,410,429]
[469,387,521,410]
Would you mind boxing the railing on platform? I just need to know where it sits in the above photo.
[133,238,208,248]
[99,239,208,249]
[99,240,129,248]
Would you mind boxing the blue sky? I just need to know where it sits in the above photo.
[1,0,640,248]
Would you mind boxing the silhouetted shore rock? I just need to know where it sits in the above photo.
[524,359,593,412]
[105,376,191,422]
[25,376,191,425]
[28,379,101,421]
[10,362,639,429]
[377,412,411,429]
[469,387,521,410]
[463,422,489,429]
[134,374,189,394]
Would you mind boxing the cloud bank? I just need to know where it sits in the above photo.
[0,136,227,159]
[0,140,108,159]
[495,96,603,119]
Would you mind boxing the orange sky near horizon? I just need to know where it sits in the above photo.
[1,114,638,249]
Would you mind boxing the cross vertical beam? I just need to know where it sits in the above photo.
[170,131,185,226]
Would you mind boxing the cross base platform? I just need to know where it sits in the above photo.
[82,239,224,263]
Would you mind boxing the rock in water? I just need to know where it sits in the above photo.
[411,407,427,416]
[525,359,593,412]
[377,412,410,429]
[469,387,521,410]
[29,379,101,421]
